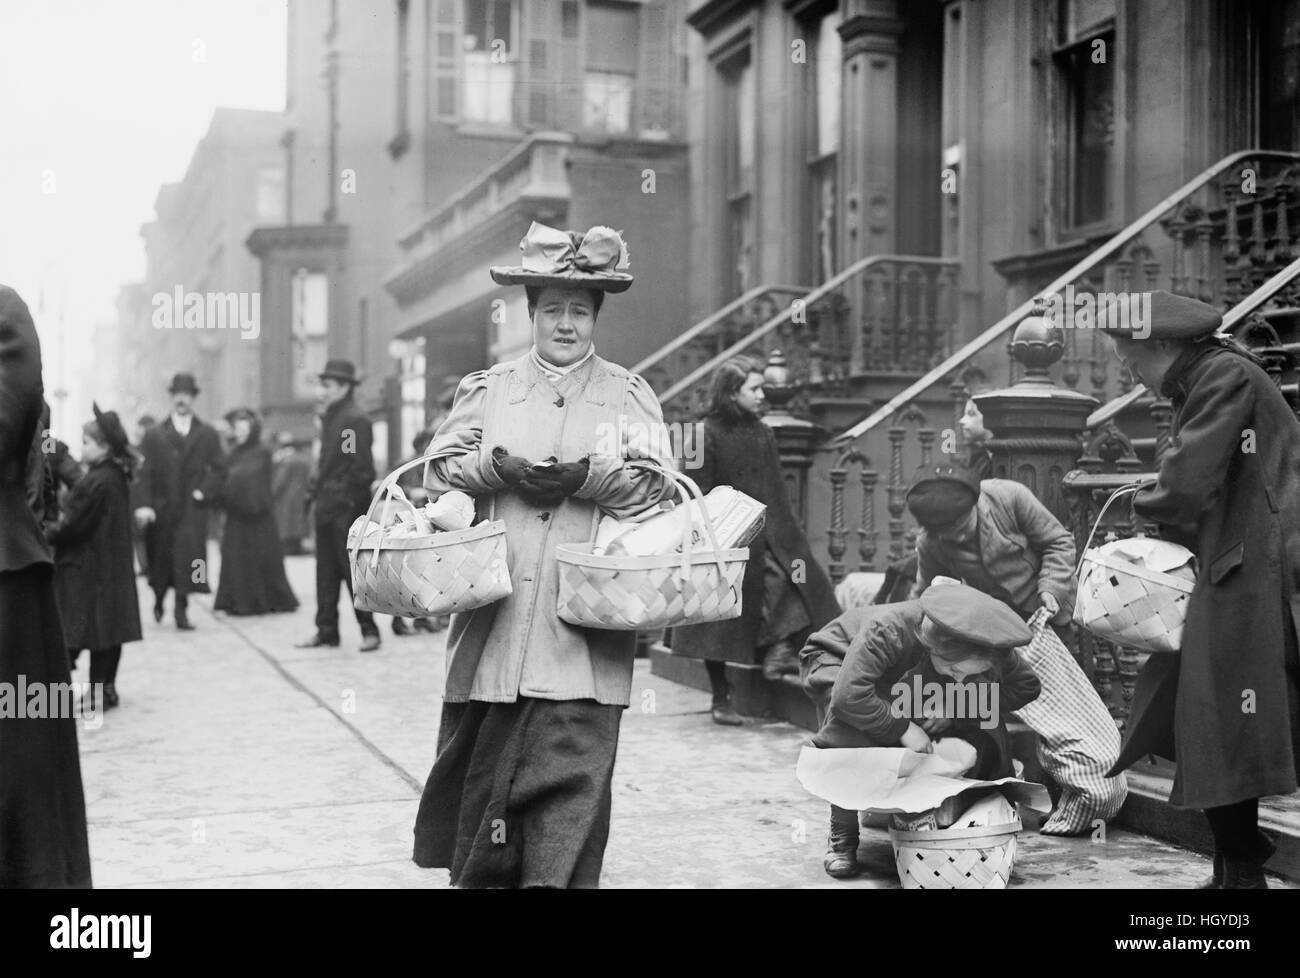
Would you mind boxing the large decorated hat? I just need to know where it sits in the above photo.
[91,403,132,457]
[490,221,633,293]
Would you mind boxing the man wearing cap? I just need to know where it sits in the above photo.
[296,360,381,652]
[805,582,1038,879]
[906,462,1076,629]
[1101,289,1300,888]
[134,373,226,630]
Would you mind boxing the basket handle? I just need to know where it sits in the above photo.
[1073,482,1151,577]
[622,460,730,578]
[350,450,494,571]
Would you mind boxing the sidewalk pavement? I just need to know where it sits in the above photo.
[72,551,1283,888]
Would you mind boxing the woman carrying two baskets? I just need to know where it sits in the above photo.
[1102,290,1300,889]
[410,222,675,889]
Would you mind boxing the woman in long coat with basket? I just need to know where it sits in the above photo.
[1103,290,1300,889]
[410,222,675,888]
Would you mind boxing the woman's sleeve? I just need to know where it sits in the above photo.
[49,475,107,549]
[1133,358,1256,527]
[574,374,675,519]
[423,371,507,497]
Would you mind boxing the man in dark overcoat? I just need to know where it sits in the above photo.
[1104,290,1300,888]
[133,373,225,630]
[295,359,380,652]
[0,284,92,887]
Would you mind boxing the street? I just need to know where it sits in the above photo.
[73,551,1256,889]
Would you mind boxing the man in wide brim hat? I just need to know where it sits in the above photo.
[168,372,200,396]
[412,220,674,889]
[318,360,362,386]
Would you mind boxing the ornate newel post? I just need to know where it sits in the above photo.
[973,304,1099,526]
[762,350,824,529]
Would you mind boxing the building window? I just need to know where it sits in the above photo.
[722,52,756,297]
[1260,0,1300,150]
[393,0,411,150]
[1054,0,1116,230]
[584,1,639,134]
[255,167,285,222]
[463,0,517,125]
[291,270,329,402]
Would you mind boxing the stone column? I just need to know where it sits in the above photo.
[838,1,905,267]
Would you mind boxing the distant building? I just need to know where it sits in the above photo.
[135,108,284,420]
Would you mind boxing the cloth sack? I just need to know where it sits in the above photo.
[1010,608,1128,834]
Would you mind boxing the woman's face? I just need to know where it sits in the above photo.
[532,286,598,367]
[234,418,253,444]
[81,432,107,464]
[733,372,766,416]
[958,399,989,441]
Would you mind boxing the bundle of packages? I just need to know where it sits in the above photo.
[347,488,478,548]
[890,787,1017,832]
[595,486,766,558]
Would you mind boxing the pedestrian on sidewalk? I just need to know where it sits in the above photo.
[213,408,298,616]
[669,356,839,723]
[271,430,311,556]
[411,221,674,888]
[0,284,92,888]
[49,405,143,712]
[295,360,381,653]
[130,415,155,576]
[1102,290,1300,889]
[132,373,225,631]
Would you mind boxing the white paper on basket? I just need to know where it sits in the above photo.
[1095,536,1196,579]
[607,486,765,557]
[425,490,475,531]
[795,743,1052,814]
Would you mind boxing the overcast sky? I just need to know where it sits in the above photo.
[0,0,286,436]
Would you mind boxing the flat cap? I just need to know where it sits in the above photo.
[905,462,981,526]
[1098,289,1222,340]
[919,583,1033,650]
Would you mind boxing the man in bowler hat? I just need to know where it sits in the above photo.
[133,373,225,630]
[296,360,380,652]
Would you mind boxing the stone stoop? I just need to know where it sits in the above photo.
[1116,762,1300,884]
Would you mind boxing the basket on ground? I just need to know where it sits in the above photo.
[555,461,749,630]
[349,455,511,618]
[1073,484,1196,655]
[889,820,1021,889]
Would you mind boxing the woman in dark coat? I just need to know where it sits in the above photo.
[0,284,92,887]
[50,406,144,711]
[671,357,840,724]
[271,431,312,555]
[214,409,298,616]
[1105,290,1300,889]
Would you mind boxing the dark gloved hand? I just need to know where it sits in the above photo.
[522,457,590,498]
[491,446,533,487]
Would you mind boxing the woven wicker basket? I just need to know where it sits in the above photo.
[889,820,1022,890]
[1073,484,1196,655]
[349,455,511,618]
[555,461,749,630]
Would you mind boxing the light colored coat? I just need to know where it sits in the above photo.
[914,479,1077,622]
[424,352,673,706]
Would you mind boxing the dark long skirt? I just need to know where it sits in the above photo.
[413,697,622,888]
[214,513,298,615]
[0,564,93,888]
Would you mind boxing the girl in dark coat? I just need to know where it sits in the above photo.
[50,405,143,711]
[214,409,298,616]
[671,357,840,724]
[1105,290,1300,889]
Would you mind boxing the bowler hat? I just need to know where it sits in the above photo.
[919,583,1033,651]
[168,372,200,396]
[490,221,633,293]
[905,462,982,527]
[1098,289,1222,340]
[91,403,132,458]
[319,359,361,385]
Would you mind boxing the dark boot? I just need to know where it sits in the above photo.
[762,640,800,680]
[1195,853,1224,889]
[392,617,412,636]
[1221,858,1269,889]
[710,697,743,726]
[823,805,861,879]
[1197,830,1276,889]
